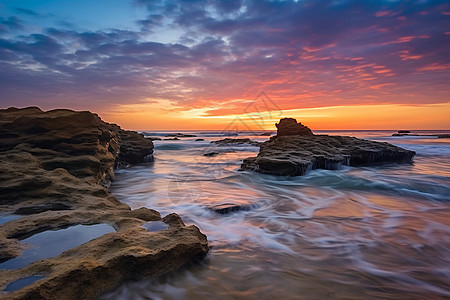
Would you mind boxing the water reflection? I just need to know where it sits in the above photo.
[106,132,450,299]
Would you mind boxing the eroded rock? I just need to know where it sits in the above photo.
[0,107,208,300]
[241,118,415,176]
[275,118,313,136]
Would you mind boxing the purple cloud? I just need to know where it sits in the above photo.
[0,0,448,113]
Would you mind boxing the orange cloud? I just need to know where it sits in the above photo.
[418,63,450,71]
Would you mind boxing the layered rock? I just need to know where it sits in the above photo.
[0,107,208,299]
[241,118,415,176]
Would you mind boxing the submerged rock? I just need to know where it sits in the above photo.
[203,152,219,157]
[166,133,196,138]
[212,138,261,146]
[259,132,272,136]
[241,118,415,176]
[209,203,253,214]
[0,107,208,299]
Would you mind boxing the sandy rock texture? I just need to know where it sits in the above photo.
[241,118,415,176]
[0,107,208,300]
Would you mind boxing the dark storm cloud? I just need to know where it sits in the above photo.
[0,0,449,111]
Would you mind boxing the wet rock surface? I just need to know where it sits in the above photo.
[209,203,253,215]
[241,118,415,176]
[0,107,208,300]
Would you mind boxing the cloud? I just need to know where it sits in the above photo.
[13,8,41,17]
[0,0,449,114]
[0,16,24,33]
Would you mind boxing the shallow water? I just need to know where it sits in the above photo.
[3,276,45,292]
[142,221,169,232]
[0,224,115,270]
[104,130,450,300]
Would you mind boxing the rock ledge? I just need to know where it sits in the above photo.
[0,107,208,300]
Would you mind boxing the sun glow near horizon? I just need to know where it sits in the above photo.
[100,101,450,131]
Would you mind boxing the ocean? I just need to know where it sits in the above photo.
[101,130,450,300]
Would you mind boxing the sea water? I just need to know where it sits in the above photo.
[102,130,450,300]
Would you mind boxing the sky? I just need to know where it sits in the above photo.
[0,0,449,130]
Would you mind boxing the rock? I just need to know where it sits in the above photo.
[392,132,450,138]
[241,118,415,176]
[275,118,313,136]
[0,107,208,299]
[148,137,162,141]
[195,138,205,141]
[259,132,272,136]
[392,133,409,136]
[209,203,252,215]
[116,129,154,167]
[166,133,196,138]
[398,130,411,133]
[203,152,219,157]
[164,137,179,140]
[212,138,260,147]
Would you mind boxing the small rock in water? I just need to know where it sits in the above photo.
[203,152,219,157]
[196,138,205,141]
[212,138,260,146]
[210,203,252,215]
[166,133,196,138]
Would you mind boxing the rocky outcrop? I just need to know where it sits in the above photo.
[0,107,208,299]
[275,118,313,136]
[241,118,415,176]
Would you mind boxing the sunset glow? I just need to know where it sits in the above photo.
[0,0,449,130]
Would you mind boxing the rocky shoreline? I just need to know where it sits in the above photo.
[241,118,416,176]
[0,107,208,299]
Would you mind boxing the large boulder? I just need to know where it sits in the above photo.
[241,118,415,176]
[275,118,313,136]
[0,107,208,300]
